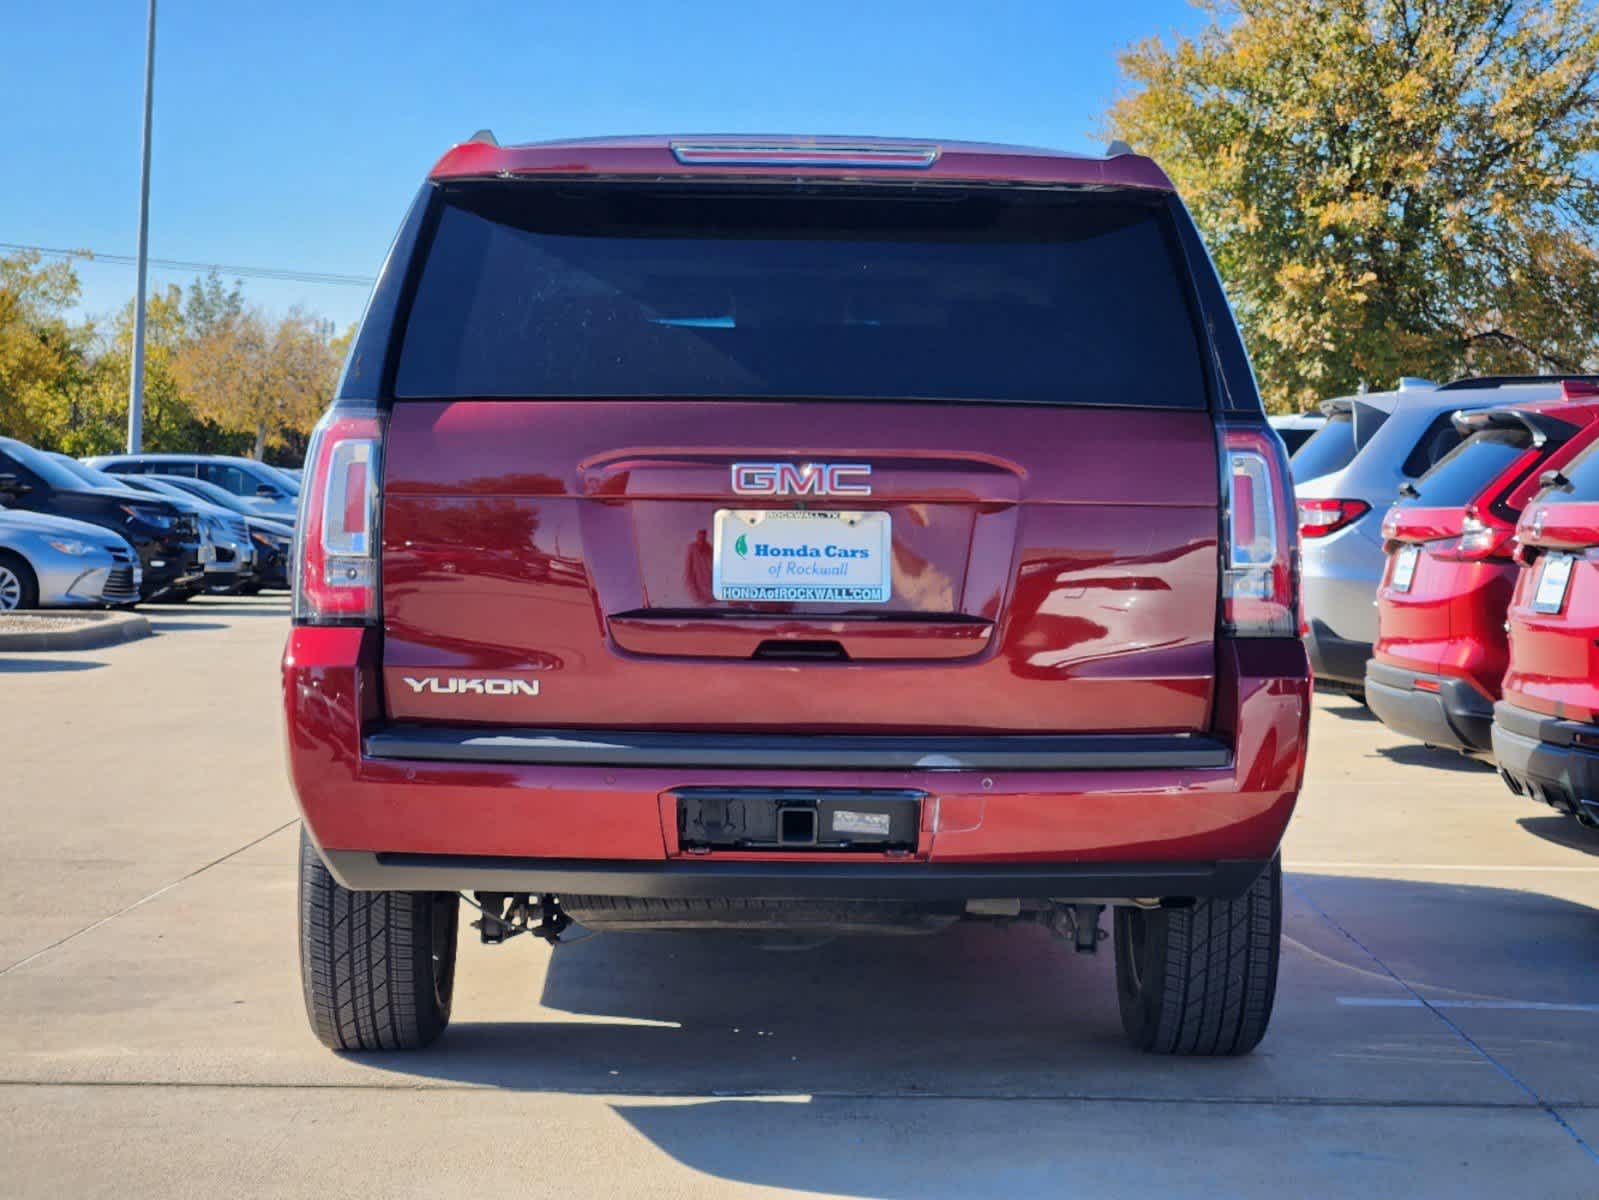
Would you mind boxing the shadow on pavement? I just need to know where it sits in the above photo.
[0,657,107,673]
[1375,743,1496,772]
[327,872,1599,1196]
[1517,814,1599,856]
[349,874,1594,1040]
[1319,697,1376,722]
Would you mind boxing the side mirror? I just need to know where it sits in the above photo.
[255,484,281,499]
[0,472,33,498]
[1538,468,1574,493]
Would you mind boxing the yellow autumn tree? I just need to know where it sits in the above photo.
[1107,0,1599,410]
[175,308,343,459]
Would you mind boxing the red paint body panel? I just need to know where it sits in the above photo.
[286,630,1308,865]
[428,134,1175,192]
[1504,500,1599,723]
[379,401,1222,735]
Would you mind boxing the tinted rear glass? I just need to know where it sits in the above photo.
[395,185,1207,407]
[1559,439,1599,500]
[1290,413,1354,481]
[1401,413,1467,477]
[1408,428,1534,507]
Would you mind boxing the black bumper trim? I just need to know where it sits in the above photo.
[363,725,1232,772]
[1492,702,1599,816]
[321,850,1271,901]
[1365,661,1495,754]
[1304,619,1372,691]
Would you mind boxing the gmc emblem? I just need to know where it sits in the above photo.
[730,462,873,497]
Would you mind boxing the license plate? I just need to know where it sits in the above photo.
[1533,553,1575,614]
[1391,544,1420,592]
[712,509,891,603]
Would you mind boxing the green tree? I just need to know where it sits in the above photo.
[1107,0,1599,410]
[0,250,85,443]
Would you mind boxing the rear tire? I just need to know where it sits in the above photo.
[298,828,459,1051]
[0,552,39,610]
[1113,855,1281,1055]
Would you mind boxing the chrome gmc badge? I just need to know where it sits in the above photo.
[730,462,872,497]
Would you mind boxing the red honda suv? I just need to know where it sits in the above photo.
[1495,433,1599,825]
[284,134,1309,1055]
[1368,388,1599,756]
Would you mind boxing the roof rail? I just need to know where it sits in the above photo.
[1105,139,1134,157]
[1436,373,1599,391]
[466,129,498,147]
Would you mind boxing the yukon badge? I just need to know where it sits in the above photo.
[403,676,540,697]
[731,462,872,497]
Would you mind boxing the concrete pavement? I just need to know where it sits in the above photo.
[4,595,1599,1197]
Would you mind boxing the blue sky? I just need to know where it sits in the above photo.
[2,1,1207,331]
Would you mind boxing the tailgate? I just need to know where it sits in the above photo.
[380,400,1220,734]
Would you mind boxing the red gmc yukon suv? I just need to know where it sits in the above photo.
[285,134,1310,1056]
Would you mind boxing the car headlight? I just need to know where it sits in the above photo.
[46,539,92,555]
[120,504,172,529]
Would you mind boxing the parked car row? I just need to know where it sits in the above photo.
[1288,373,1599,829]
[0,439,297,610]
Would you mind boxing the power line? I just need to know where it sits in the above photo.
[0,240,376,288]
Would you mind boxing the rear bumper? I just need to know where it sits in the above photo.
[1493,702,1599,819]
[319,849,1271,901]
[284,629,1310,899]
[1365,660,1495,755]
[1304,618,1372,691]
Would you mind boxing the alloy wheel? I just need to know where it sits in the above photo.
[0,565,22,611]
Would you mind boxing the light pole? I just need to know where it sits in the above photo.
[126,0,156,453]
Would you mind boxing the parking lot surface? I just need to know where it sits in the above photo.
[4,596,1599,1197]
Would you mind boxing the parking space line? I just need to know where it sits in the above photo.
[1288,878,1599,1169]
[0,818,299,977]
[1339,997,1599,1014]
[1293,862,1599,872]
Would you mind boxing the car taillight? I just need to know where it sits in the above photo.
[1439,514,1515,562]
[1220,424,1298,637]
[292,406,384,624]
[1297,498,1370,539]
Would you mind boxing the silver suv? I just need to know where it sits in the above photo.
[1293,376,1582,695]
[86,454,298,522]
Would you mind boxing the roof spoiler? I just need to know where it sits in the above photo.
[1451,407,1575,448]
[1437,373,1599,392]
[1316,395,1394,447]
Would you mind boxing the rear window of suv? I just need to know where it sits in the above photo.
[395,184,1208,408]
[1409,427,1535,507]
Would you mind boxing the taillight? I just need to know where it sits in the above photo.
[1297,498,1370,539]
[1220,424,1299,637]
[292,406,384,624]
[1439,514,1515,562]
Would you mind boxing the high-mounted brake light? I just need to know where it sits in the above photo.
[292,407,384,624]
[1298,498,1370,539]
[669,141,940,169]
[1220,425,1299,637]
